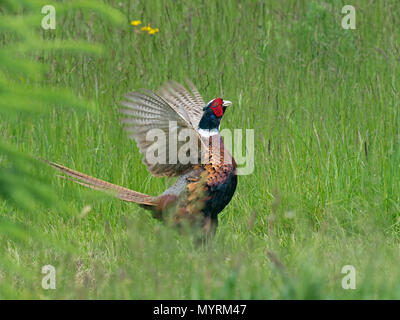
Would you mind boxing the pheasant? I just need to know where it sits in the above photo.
[49,81,237,237]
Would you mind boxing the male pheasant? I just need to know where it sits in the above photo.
[49,81,237,237]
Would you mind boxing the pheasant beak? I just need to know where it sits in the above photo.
[222,100,232,107]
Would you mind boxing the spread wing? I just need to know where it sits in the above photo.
[120,80,207,177]
[157,80,205,128]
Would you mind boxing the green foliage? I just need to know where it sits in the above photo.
[0,0,125,297]
[0,0,400,299]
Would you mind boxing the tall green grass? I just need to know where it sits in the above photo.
[0,0,400,299]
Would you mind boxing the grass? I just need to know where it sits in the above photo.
[1,0,400,299]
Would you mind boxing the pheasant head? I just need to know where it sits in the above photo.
[198,98,232,131]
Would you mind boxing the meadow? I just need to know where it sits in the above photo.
[0,0,400,299]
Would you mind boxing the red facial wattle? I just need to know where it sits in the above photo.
[211,98,223,117]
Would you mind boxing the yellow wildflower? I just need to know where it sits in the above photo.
[141,24,151,31]
[130,20,141,26]
[148,28,159,35]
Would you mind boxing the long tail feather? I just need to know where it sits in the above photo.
[47,161,157,205]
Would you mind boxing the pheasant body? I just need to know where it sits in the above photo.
[49,81,237,237]
[153,134,237,234]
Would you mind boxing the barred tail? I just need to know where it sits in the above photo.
[47,161,157,206]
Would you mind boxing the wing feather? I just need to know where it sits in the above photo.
[120,81,207,177]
